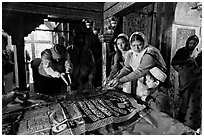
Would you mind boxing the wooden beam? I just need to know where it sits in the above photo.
[31,2,104,12]
[104,2,152,20]
[104,2,135,19]
[104,2,118,12]
[2,2,103,21]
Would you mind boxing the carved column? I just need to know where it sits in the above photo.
[11,15,27,90]
[98,34,114,85]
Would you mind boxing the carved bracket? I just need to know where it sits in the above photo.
[98,34,114,43]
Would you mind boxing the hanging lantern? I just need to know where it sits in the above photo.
[82,19,93,29]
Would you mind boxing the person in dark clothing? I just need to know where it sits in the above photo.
[171,34,201,130]
[68,29,96,91]
[31,58,42,93]
[25,50,31,87]
[84,23,102,88]
[37,44,72,96]
[2,34,15,94]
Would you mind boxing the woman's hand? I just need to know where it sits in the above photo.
[107,78,122,88]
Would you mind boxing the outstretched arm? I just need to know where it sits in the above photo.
[119,54,156,83]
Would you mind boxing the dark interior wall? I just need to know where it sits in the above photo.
[122,4,154,44]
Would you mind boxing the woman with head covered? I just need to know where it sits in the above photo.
[171,34,201,130]
[108,32,166,97]
[108,33,130,80]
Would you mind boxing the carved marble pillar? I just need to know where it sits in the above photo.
[98,34,114,85]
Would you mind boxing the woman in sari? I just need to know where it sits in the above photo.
[108,32,167,98]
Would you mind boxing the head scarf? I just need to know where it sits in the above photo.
[129,32,149,49]
[114,33,130,51]
[186,35,200,58]
[185,34,199,49]
[128,31,167,71]
[116,33,129,41]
